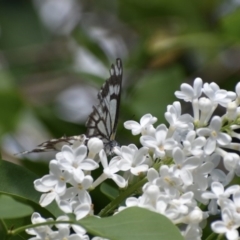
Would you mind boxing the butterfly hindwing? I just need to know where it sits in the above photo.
[16,135,86,155]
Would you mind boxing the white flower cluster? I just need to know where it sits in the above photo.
[28,78,240,240]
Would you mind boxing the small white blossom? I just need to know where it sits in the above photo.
[203,82,236,107]
[165,101,194,134]
[92,150,126,188]
[170,192,196,215]
[26,212,56,239]
[172,147,202,187]
[181,224,202,240]
[140,124,178,158]
[198,97,215,125]
[58,145,99,179]
[34,179,61,207]
[114,144,150,176]
[175,78,203,120]
[182,130,206,156]
[197,116,232,155]
[226,101,238,121]
[87,137,104,159]
[156,165,181,195]
[212,208,239,240]
[175,78,203,102]
[124,113,157,135]
[202,182,240,207]
[40,160,70,194]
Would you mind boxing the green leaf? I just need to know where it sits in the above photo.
[0,160,61,219]
[80,207,184,240]
[0,194,33,218]
[0,216,31,240]
[0,160,39,202]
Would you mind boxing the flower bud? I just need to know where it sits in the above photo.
[88,138,104,158]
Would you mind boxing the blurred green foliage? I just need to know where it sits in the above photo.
[0,0,240,237]
[0,0,239,208]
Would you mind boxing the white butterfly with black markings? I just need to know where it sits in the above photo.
[18,58,123,155]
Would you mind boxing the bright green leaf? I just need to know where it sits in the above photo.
[80,207,184,240]
[0,160,61,218]
[0,194,33,218]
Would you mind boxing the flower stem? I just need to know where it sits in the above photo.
[98,176,148,217]
[7,220,76,237]
[205,232,222,240]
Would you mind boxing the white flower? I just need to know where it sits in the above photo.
[53,227,88,240]
[226,101,238,121]
[56,215,87,236]
[203,82,236,107]
[41,160,70,194]
[92,150,126,188]
[192,161,214,191]
[146,168,159,184]
[170,192,196,215]
[58,190,92,220]
[87,137,104,159]
[124,114,157,136]
[156,165,181,196]
[202,182,240,209]
[165,101,194,133]
[74,191,93,221]
[212,208,239,240]
[175,78,203,102]
[182,130,206,156]
[219,191,240,223]
[34,160,74,207]
[172,147,202,187]
[198,97,215,125]
[222,152,240,173]
[143,185,163,211]
[115,144,150,176]
[119,189,168,215]
[58,145,99,179]
[140,124,178,158]
[175,78,203,121]
[197,116,232,155]
[178,206,203,225]
[118,196,140,212]
[181,224,202,240]
[208,168,233,188]
[26,212,56,239]
[34,179,61,207]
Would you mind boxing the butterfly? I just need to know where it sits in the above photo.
[18,58,123,155]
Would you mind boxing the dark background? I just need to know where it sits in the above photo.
[1,0,240,166]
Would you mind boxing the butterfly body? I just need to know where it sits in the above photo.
[18,59,123,156]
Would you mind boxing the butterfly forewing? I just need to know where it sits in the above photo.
[86,58,122,146]
[17,58,122,155]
